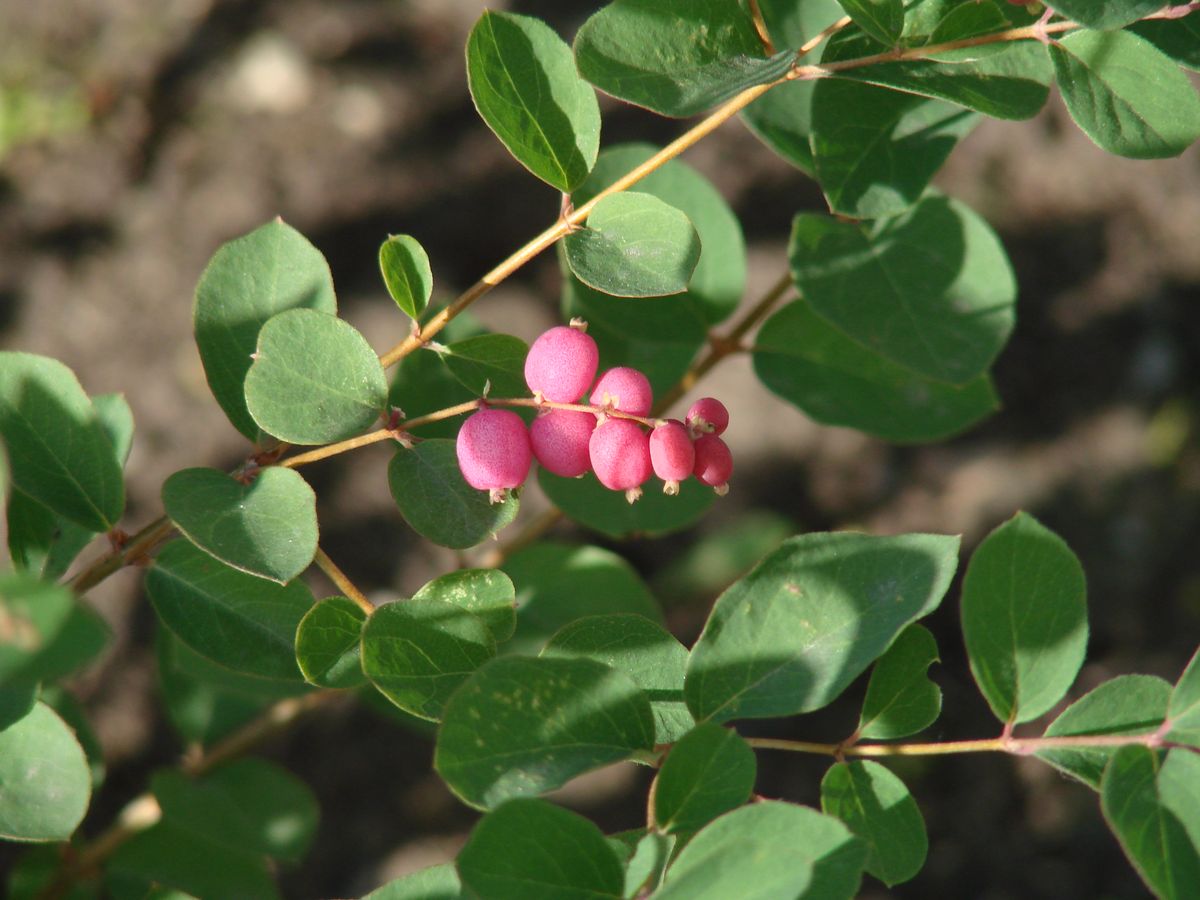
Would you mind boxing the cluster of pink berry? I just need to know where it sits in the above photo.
[455,321,733,504]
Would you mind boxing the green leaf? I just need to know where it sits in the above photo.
[8,603,109,687]
[753,298,999,442]
[654,722,755,834]
[39,686,105,788]
[245,309,388,445]
[435,656,655,809]
[194,220,337,441]
[361,598,496,721]
[1101,745,1200,899]
[542,614,694,743]
[686,531,960,723]
[92,392,134,467]
[758,0,844,49]
[162,466,317,585]
[624,832,675,897]
[961,512,1088,725]
[0,702,91,841]
[295,596,367,689]
[0,572,75,682]
[1051,29,1200,160]
[538,469,716,540]
[6,489,95,581]
[0,352,124,531]
[1045,0,1164,30]
[741,80,820,174]
[571,143,747,327]
[0,680,37,732]
[653,801,865,900]
[156,629,308,745]
[152,759,318,862]
[834,34,1052,120]
[501,542,661,654]
[1130,17,1200,71]
[379,235,433,321]
[413,569,517,644]
[839,0,904,46]
[388,441,519,549]
[811,31,979,218]
[108,822,278,900]
[146,540,313,681]
[790,195,1015,385]
[1159,750,1200,857]
[564,192,701,298]
[362,863,464,900]
[467,11,601,192]
[440,334,529,398]
[574,0,793,118]
[1166,646,1200,746]
[820,760,927,887]
[457,798,624,900]
[857,623,941,740]
[1038,674,1172,788]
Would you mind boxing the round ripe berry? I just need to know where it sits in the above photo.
[589,418,652,503]
[456,408,532,503]
[531,409,595,478]
[686,397,729,436]
[590,367,653,417]
[693,433,733,495]
[524,324,599,403]
[649,420,695,495]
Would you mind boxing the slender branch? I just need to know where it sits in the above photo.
[38,691,339,899]
[747,0,776,55]
[313,547,373,614]
[71,516,175,594]
[280,429,399,469]
[747,730,1170,758]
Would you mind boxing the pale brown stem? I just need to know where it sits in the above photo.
[747,731,1168,758]
[313,547,373,614]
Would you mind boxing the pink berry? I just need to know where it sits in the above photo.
[589,418,652,503]
[649,420,695,495]
[456,408,532,503]
[530,409,595,478]
[590,367,653,417]
[693,433,733,496]
[686,397,728,436]
[524,323,599,403]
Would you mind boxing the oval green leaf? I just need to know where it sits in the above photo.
[686,531,960,723]
[146,540,313,681]
[379,235,433,321]
[361,598,496,721]
[435,655,655,809]
[856,623,941,741]
[413,569,517,643]
[457,798,624,900]
[820,760,927,887]
[960,512,1088,725]
[501,542,661,654]
[654,722,755,834]
[0,702,91,842]
[1038,674,1172,788]
[654,801,865,900]
[467,11,601,192]
[194,220,337,441]
[574,0,794,117]
[1166,646,1200,747]
[753,298,999,443]
[162,466,317,585]
[295,596,367,689]
[363,863,464,900]
[538,469,715,541]
[790,195,1016,386]
[570,143,747,327]
[0,572,75,682]
[1130,17,1200,71]
[542,613,694,743]
[1046,0,1164,30]
[388,440,519,549]
[1101,745,1200,900]
[0,352,124,531]
[564,192,701,298]
[245,308,388,444]
[440,334,529,398]
[1051,29,1200,160]
[840,0,904,46]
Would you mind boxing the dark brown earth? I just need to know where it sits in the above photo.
[2,2,1199,898]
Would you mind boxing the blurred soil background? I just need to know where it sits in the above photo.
[2,1,1199,897]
